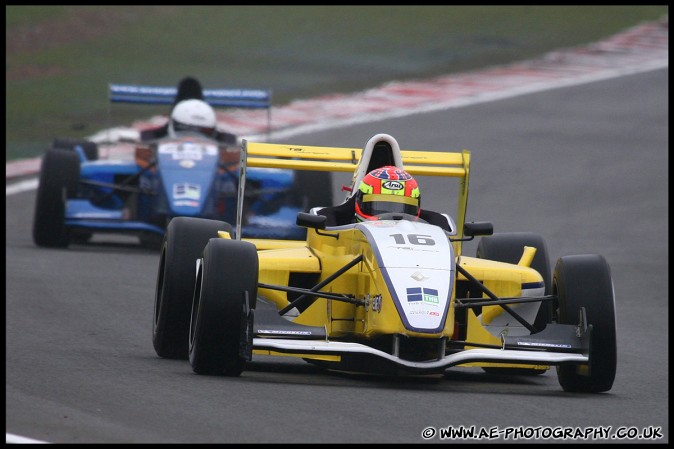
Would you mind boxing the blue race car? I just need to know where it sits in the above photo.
[32,78,331,249]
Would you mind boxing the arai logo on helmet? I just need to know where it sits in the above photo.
[382,180,404,190]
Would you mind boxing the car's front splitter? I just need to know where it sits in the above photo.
[252,337,588,373]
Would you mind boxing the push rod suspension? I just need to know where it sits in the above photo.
[456,264,537,334]
[278,254,363,316]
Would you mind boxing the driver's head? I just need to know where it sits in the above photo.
[354,166,420,222]
[169,99,217,137]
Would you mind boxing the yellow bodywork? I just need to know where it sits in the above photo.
[457,256,548,371]
[233,141,545,370]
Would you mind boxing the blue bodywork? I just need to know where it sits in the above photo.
[64,133,306,242]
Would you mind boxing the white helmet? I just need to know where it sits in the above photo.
[169,99,217,137]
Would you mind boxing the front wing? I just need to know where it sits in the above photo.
[252,337,588,374]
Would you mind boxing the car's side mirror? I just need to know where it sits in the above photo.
[464,221,493,237]
[296,212,327,230]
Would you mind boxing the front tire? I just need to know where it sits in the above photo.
[189,238,258,376]
[53,137,99,161]
[153,217,232,359]
[32,149,80,248]
[554,254,617,393]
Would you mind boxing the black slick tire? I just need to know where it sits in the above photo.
[554,254,616,393]
[53,137,99,161]
[153,217,232,359]
[32,149,80,248]
[189,238,258,376]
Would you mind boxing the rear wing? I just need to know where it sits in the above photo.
[237,140,471,252]
[108,83,272,136]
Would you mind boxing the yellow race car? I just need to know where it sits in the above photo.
[152,133,616,393]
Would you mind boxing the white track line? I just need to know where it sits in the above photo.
[6,433,49,444]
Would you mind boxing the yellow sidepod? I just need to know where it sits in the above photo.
[256,245,320,310]
[291,227,368,336]
[458,255,547,370]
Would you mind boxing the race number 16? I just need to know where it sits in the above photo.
[389,234,435,246]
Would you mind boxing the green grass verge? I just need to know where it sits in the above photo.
[6,5,668,161]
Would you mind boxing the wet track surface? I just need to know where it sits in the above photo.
[6,68,668,443]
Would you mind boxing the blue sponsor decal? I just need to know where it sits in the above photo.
[407,287,423,302]
[407,287,439,305]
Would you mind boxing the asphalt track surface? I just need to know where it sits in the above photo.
[6,68,668,443]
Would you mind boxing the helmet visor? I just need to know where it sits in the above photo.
[359,193,419,217]
[173,120,215,136]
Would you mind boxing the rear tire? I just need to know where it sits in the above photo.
[189,238,258,376]
[554,254,616,393]
[293,170,334,211]
[153,217,232,359]
[32,149,80,248]
[476,232,551,292]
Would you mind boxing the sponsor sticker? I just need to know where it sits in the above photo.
[257,329,313,335]
[411,271,428,281]
[173,183,201,200]
[516,341,572,349]
[173,200,199,207]
[382,180,404,190]
[407,287,439,305]
[159,142,217,160]
[407,287,423,302]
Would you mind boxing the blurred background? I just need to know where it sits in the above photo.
[6,5,668,161]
